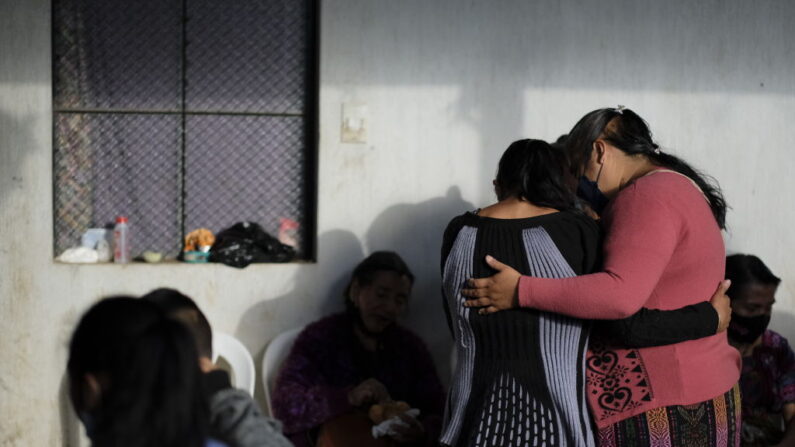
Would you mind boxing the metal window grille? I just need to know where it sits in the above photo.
[52,0,318,261]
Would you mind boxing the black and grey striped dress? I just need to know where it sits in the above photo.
[439,210,599,447]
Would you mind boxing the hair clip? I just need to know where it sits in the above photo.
[614,105,626,114]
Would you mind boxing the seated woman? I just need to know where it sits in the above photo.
[67,296,225,447]
[725,254,795,447]
[272,251,445,447]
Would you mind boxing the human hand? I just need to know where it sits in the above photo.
[390,414,425,444]
[348,378,390,407]
[710,279,732,333]
[462,256,521,315]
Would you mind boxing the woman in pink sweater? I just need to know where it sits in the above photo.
[462,107,742,446]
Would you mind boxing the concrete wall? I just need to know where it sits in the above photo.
[1,0,794,444]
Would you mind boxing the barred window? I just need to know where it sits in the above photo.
[52,0,318,261]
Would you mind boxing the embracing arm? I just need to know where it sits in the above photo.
[598,302,717,348]
[464,185,701,319]
[463,190,728,338]
[597,279,732,347]
[516,186,683,319]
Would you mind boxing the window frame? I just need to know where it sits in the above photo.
[50,0,320,263]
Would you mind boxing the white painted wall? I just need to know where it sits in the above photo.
[1,0,794,444]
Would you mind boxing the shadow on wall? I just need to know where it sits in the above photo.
[365,186,474,383]
[237,229,365,342]
[236,186,474,409]
[236,229,365,408]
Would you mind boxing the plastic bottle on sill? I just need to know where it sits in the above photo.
[113,216,131,264]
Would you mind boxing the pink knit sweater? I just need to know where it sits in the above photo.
[518,170,741,427]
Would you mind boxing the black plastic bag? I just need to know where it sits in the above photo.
[209,221,295,268]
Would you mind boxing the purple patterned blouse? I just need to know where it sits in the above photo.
[271,313,445,447]
[740,329,795,446]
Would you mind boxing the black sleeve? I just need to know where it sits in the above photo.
[595,301,719,348]
[574,213,720,348]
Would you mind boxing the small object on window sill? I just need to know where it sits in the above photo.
[184,228,215,253]
[96,239,112,262]
[278,217,299,249]
[81,228,109,249]
[58,246,99,263]
[142,251,163,263]
[113,216,131,264]
[183,250,209,263]
[210,221,296,268]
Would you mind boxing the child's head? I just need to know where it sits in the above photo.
[141,288,213,360]
[494,139,576,210]
[67,296,208,447]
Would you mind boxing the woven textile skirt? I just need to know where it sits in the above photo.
[597,384,741,447]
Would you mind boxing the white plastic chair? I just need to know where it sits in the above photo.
[261,327,303,415]
[212,332,256,396]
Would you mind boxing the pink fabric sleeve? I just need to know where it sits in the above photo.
[518,182,681,319]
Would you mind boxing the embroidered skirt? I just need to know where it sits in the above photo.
[596,384,741,447]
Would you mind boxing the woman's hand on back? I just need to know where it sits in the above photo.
[348,378,390,407]
[462,256,521,314]
[711,279,732,333]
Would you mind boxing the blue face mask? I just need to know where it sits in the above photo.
[577,165,609,215]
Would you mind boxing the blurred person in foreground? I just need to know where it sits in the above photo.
[143,288,293,447]
[67,296,226,447]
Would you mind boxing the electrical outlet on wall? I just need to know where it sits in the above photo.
[341,102,368,144]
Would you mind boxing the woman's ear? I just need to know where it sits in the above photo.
[592,140,607,165]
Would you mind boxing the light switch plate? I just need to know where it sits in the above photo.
[341,102,368,144]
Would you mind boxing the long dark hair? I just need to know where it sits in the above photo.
[495,139,577,210]
[725,254,781,299]
[343,251,414,313]
[565,108,728,228]
[67,297,208,447]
